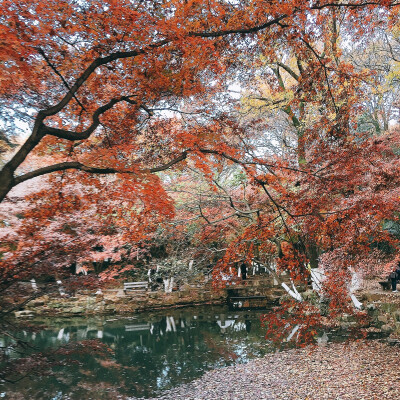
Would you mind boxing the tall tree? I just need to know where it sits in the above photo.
[1,0,400,331]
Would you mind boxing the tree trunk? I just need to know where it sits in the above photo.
[0,166,15,202]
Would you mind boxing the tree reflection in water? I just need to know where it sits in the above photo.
[0,306,272,399]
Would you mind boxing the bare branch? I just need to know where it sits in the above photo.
[36,47,86,111]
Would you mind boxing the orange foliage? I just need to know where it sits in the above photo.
[1,0,400,343]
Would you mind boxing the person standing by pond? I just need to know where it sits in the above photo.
[396,262,400,280]
[390,267,398,292]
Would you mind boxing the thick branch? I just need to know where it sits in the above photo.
[39,41,169,118]
[311,1,400,10]
[13,152,188,186]
[14,162,127,185]
[42,96,133,140]
[190,14,288,37]
[145,151,188,173]
[213,179,260,218]
[276,62,300,81]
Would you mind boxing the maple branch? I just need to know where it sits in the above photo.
[124,98,154,116]
[296,58,305,75]
[13,162,125,185]
[310,1,400,10]
[36,47,86,112]
[37,14,290,120]
[2,144,320,202]
[39,40,169,118]
[1,95,142,201]
[249,96,288,107]
[144,151,188,173]
[276,62,300,81]
[198,204,211,224]
[254,177,310,262]
[300,38,339,114]
[384,33,400,62]
[197,149,322,177]
[198,207,240,225]
[42,96,136,140]
[190,14,289,37]
[13,152,189,185]
[191,1,400,40]
[37,15,293,121]
[213,179,260,218]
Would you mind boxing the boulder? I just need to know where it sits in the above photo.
[14,310,34,318]
[381,324,395,333]
[378,315,388,324]
[70,307,85,314]
[393,311,400,321]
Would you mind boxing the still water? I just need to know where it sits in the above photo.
[2,306,287,399]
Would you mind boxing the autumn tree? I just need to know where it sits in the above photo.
[2,1,399,198]
[1,1,400,348]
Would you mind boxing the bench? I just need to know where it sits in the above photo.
[125,323,150,332]
[123,281,148,294]
[379,280,391,291]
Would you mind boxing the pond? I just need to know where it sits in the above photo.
[1,305,331,399]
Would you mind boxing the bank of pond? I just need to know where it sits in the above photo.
[0,305,383,399]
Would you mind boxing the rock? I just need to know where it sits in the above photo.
[381,324,394,333]
[393,311,400,321]
[340,313,358,323]
[29,299,45,307]
[365,327,382,333]
[364,293,384,302]
[70,307,85,314]
[340,321,358,329]
[301,290,315,301]
[14,310,34,318]
[378,315,388,323]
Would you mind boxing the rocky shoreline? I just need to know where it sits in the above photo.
[13,275,287,318]
[13,279,400,343]
[13,287,228,318]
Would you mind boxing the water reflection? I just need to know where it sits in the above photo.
[1,306,272,399]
